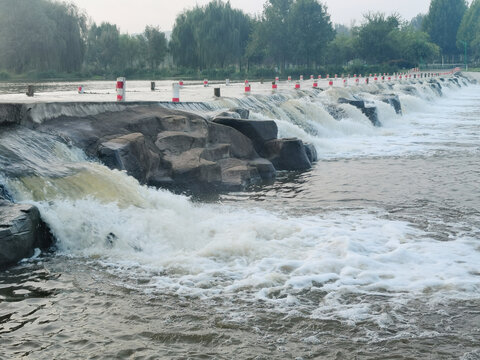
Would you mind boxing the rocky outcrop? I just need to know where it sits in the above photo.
[36,106,283,192]
[0,201,53,268]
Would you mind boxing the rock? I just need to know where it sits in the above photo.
[0,184,13,202]
[248,158,276,180]
[217,158,260,189]
[0,201,53,268]
[229,108,250,119]
[155,131,207,155]
[338,98,381,127]
[97,133,158,184]
[212,117,278,153]
[263,138,312,171]
[206,121,258,160]
[381,95,402,115]
[304,143,318,163]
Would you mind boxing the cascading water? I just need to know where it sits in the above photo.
[1,75,479,359]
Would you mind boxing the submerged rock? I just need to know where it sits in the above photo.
[338,98,381,127]
[381,95,402,115]
[0,201,53,268]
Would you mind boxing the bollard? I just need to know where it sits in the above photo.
[26,85,34,97]
[288,76,292,82]
[355,78,359,86]
[334,74,338,79]
[275,76,279,82]
[318,75,322,79]
[214,87,221,97]
[300,75,304,81]
[295,81,301,89]
[179,80,184,87]
[150,82,155,91]
[329,80,333,87]
[272,81,277,90]
[326,74,330,79]
[310,75,314,80]
[78,85,84,94]
[226,79,230,86]
[313,80,318,88]
[374,77,378,82]
[172,82,180,102]
[204,79,209,87]
[245,80,251,93]
[116,77,126,102]
[343,79,347,87]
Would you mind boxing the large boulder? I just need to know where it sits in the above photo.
[212,117,278,154]
[263,138,312,171]
[0,201,53,268]
[97,133,159,184]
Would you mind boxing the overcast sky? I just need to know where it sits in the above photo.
[70,0,432,33]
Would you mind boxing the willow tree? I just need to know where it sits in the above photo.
[170,1,251,70]
[0,0,86,73]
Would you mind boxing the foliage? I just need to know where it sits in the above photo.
[457,0,480,59]
[170,0,251,70]
[423,0,467,56]
[0,0,86,73]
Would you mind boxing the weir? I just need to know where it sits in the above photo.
[0,73,476,268]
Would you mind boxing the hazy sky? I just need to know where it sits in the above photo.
[70,0,432,33]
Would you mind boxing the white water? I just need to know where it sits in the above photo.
[2,75,479,326]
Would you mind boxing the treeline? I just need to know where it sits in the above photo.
[0,0,478,80]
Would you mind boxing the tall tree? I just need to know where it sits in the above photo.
[288,0,334,67]
[423,0,467,56]
[0,0,86,73]
[354,13,400,64]
[144,26,168,70]
[456,0,480,60]
[260,0,294,73]
[85,23,120,73]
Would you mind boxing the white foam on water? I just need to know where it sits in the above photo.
[8,163,476,324]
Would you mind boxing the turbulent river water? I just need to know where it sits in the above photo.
[1,76,480,359]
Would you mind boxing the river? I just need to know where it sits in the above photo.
[1,75,479,359]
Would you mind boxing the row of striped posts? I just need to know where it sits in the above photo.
[75,67,460,102]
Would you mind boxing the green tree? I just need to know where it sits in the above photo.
[144,26,168,70]
[288,0,334,67]
[423,0,467,56]
[85,23,120,73]
[457,0,480,60]
[353,13,400,64]
[326,34,355,66]
[259,0,294,73]
[0,0,86,73]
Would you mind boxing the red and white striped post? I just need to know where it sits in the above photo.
[310,75,314,80]
[272,81,277,90]
[355,78,359,86]
[275,76,280,82]
[343,79,347,87]
[78,85,84,94]
[203,79,209,87]
[245,80,251,93]
[300,75,304,81]
[329,80,333,87]
[179,80,184,87]
[172,82,180,103]
[326,74,330,79]
[295,81,301,89]
[288,76,292,82]
[313,79,318,88]
[116,77,126,102]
